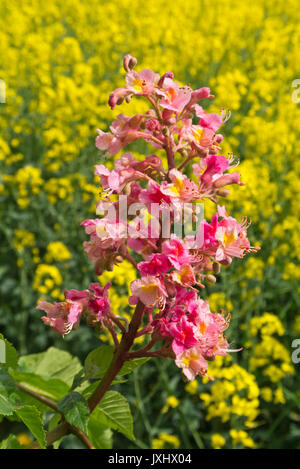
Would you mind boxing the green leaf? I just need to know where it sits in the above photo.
[15,405,46,449]
[71,369,86,391]
[84,345,149,379]
[88,414,113,449]
[19,347,82,387]
[84,346,114,380]
[0,333,18,369]
[0,393,17,416]
[48,413,63,449]
[58,392,90,433]
[0,369,21,416]
[0,435,25,449]
[92,390,134,440]
[118,358,149,377]
[10,370,69,401]
[80,378,127,401]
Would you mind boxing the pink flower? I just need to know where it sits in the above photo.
[139,180,172,206]
[175,346,208,380]
[126,69,160,95]
[38,300,82,335]
[160,168,200,202]
[193,154,244,191]
[186,87,214,109]
[214,206,251,264]
[66,282,111,325]
[159,78,192,113]
[94,164,121,192]
[130,275,167,308]
[169,316,199,354]
[171,264,196,287]
[96,114,144,155]
[199,113,223,132]
[95,129,122,155]
[162,236,191,269]
[81,219,126,274]
[138,254,171,276]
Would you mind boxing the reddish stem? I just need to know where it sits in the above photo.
[88,301,146,412]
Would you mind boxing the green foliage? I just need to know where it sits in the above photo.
[84,345,149,381]
[19,347,82,386]
[91,391,134,441]
[0,336,135,449]
[58,392,90,433]
[88,417,113,449]
[15,405,46,448]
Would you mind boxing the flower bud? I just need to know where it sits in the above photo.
[216,188,230,197]
[206,274,216,283]
[214,173,243,188]
[145,118,160,132]
[123,54,137,72]
[213,262,221,274]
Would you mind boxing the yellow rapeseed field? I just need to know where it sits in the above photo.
[0,0,299,449]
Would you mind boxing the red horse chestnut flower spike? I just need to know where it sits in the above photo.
[38,55,260,383]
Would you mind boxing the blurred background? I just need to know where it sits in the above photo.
[0,0,299,449]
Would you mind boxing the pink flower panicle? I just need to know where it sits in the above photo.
[39,55,260,382]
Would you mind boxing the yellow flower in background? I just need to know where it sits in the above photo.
[230,429,256,449]
[33,264,63,299]
[249,313,285,338]
[13,230,35,252]
[152,438,164,449]
[17,433,32,446]
[261,387,273,403]
[0,0,299,450]
[200,356,260,427]
[185,380,198,395]
[207,292,233,313]
[211,433,226,449]
[161,395,179,413]
[45,241,71,263]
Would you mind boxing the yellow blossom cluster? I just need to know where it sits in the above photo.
[211,433,226,449]
[200,356,260,427]
[13,230,35,252]
[44,242,71,263]
[152,433,180,449]
[33,264,64,300]
[0,0,299,449]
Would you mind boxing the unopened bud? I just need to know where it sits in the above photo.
[213,262,221,274]
[206,274,217,283]
[145,118,160,132]
[123,54,138,72]
[179,149,188,158]
[216,188,230,197]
